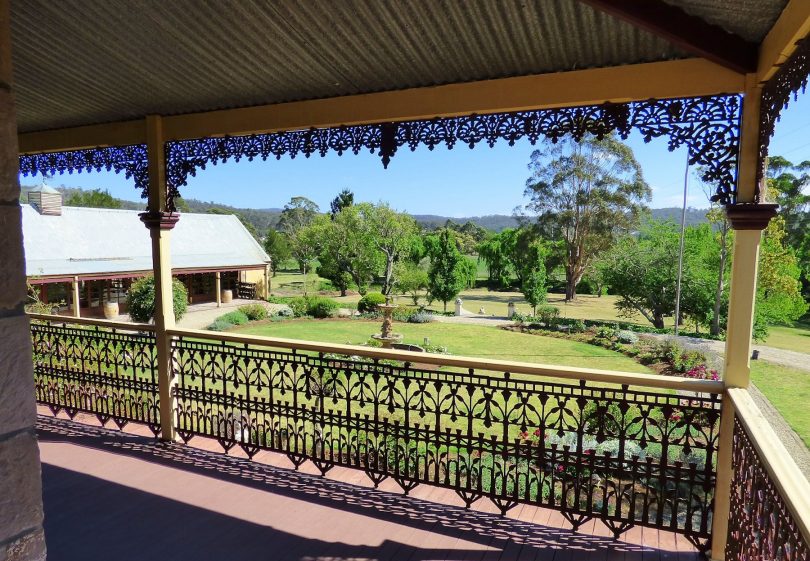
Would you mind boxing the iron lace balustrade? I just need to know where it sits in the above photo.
[169,328,722,550]
[29,314,161,436]
[726,389,810,561]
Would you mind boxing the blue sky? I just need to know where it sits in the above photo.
[22,91,810,217]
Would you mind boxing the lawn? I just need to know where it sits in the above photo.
[268,270,810,353]
[233,318,654,374]
[761,320,810,353]
[750,361,810,447]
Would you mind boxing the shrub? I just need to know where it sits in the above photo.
[218,310,249,325]
[582,401,624,436]
[206,319,233,332]
[568,319,586,333]
[594,326,616,340]
[408,311,435,324]
[673,349,706,373]
[536,305,560,326]
[392,306,416,322]
[308,296,339,318]
[239,304,267,321]
[596,439,645,460]
[274,305,294,317]
[127,276,188,323]
[511,312,529,324]
[685,364,720,381]
[357,292,386,313]
[286,297,310,317]
[616,330,639,344]
[267,295,292,305]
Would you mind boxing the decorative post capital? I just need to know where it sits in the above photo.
[139,210,179,231]
[724,203,778,230]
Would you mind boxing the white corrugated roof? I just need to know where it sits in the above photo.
[23,205,270,278]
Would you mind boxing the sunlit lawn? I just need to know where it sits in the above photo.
[233,318,654,374]
[269,270,810,353]
[751,361,810,447]
[762,321,810,353]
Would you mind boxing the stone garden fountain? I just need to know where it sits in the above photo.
[371,297,403,348]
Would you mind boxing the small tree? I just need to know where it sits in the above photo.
[263,229,291,276]
[518,244,548,315]
[127,276,188,323]
[278,197,320,272]
[597,224,680,329]
[360,203,419,295]
[427,229,466,312]
[395,262,429,305]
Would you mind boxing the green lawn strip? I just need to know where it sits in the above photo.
[174,328,703,464]
[750,361,810,448]
[761,321,810,353]
[233,319,654,374]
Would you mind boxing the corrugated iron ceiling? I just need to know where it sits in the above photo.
[10,0,787,134]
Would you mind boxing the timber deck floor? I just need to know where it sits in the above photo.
[36,413,700,561]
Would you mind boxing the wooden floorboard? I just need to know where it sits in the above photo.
[35,414,697,561]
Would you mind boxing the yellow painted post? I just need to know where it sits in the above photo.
[710,76,778,561]
[72,276,80,318]
[215,272,221,307]
[139,115,179,442]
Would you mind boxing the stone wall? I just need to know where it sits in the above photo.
[0,0,47,559]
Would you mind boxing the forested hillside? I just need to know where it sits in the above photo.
[21,185,708,234]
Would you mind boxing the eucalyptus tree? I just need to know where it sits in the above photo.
[524,135,650,301]
[278,196,320,273]
[305,209,380,296]
[359,202,419,295]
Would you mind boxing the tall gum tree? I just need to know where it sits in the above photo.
[523,135,650,301]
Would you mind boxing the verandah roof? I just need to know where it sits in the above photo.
[22,205,270,279]
[10,0,787,135]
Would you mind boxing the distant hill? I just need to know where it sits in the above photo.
[20,184,285,232]
[649,207,708,226]
[412,214,520,232]
[21,185,708,234]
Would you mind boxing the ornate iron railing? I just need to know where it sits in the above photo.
[726,389,810,561]
[30,316,161,436]
[28,315,742,552]
[169,329,721,549]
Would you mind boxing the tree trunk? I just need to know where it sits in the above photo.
[443,300,448,313]
[340,288,347,297]
[653,315,665,329]
[302,263,307,297]
[565,266,582,301]
[711,242,727,336]
[382,255,395,295]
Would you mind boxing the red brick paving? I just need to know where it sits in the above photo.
[36,412,700,561]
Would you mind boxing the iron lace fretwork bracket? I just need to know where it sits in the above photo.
[15,96,740,210]
[759,38,810,202]
[166,95,741,207]
[18,144,149,201]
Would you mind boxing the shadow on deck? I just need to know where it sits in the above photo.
[37,415,697,561]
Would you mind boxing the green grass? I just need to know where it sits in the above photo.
[268,271,810,353]
[762,320,810,353]
[750,361,810,448]
[234,318,654,373]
